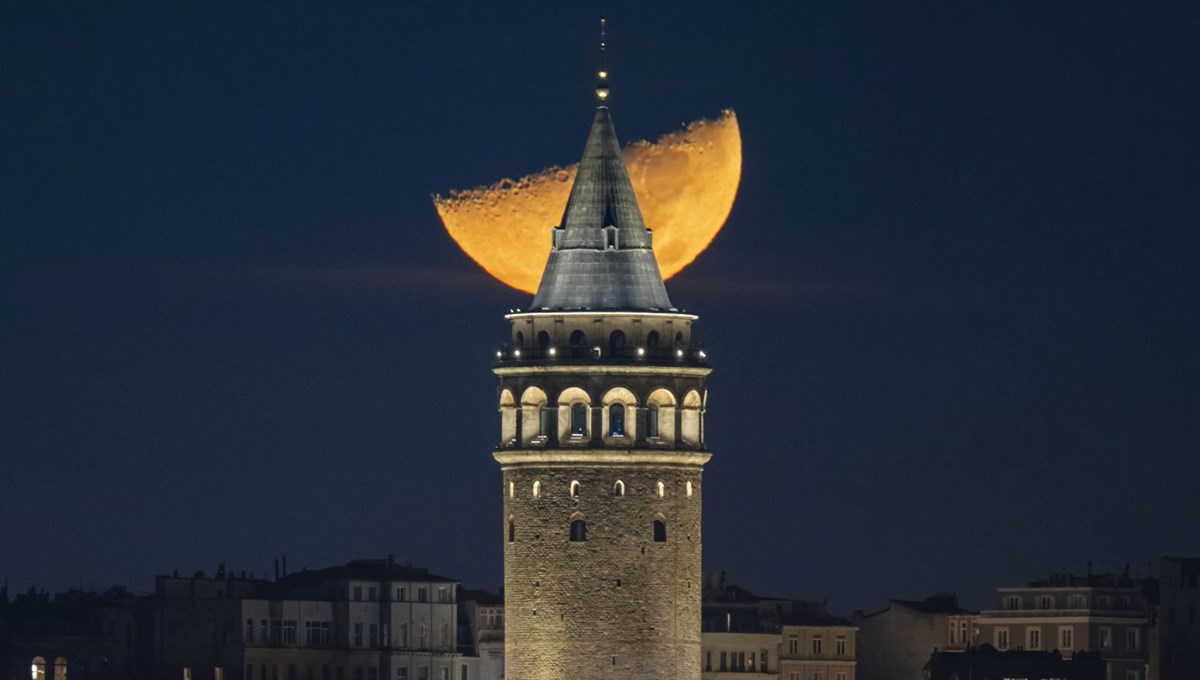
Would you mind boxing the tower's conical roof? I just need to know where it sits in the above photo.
[529,105,675,312]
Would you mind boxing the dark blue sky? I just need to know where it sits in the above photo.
[3,1,1198,612]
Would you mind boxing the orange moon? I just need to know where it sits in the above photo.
[434,110,741,294]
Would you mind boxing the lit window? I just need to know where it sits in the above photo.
[686,481,693,497]
[613,480,625,496]
[532,480,541,499]
[508,481,513,498]
[656,481,665,498]
[570,480,580,497]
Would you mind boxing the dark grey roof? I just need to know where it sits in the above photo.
[529,106,674,312]
[277,558,457,585]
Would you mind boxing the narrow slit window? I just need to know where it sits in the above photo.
[507,521,515,543]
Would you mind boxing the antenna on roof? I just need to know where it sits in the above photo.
[596,17,610,102]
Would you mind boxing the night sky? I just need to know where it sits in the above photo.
[4,2,1199,613]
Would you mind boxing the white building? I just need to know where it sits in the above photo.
[156,559,479,680]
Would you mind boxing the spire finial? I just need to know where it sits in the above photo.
[596,17,610,103]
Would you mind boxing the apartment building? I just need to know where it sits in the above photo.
[974,572,1149,680]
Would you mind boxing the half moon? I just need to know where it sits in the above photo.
[434,109,741,294]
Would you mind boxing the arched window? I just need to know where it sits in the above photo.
[675,331,685,346]
[646,330,660,349]
[686,480,694,497]
[570,518,588,542]
[570,480,581,498]
[613,480,625,496]
[569,330,587,357]
[656,481,665,498]
[601,387,637,445]
[570,403,587,436]
[609,330,626,357]
[519,387,548,446]
[609,403,626,436]
[681,390,702,446]
[499,389,517,445]
[53,659,65,680]
[515,331,524,347]
[508,519,515,543]
[31,657,46,680]
[532,480,541,499]
[537,331,551,351]
[646,388,677,444]
[653,518,667,543]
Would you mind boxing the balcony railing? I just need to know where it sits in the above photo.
[495,343,708,367]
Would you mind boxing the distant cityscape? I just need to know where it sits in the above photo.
[2,555,1197,680]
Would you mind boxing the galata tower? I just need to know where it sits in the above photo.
[492,22,712,680]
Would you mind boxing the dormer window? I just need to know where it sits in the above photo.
[604,226,618,250]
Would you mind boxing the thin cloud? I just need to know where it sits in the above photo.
[198,263,500,295]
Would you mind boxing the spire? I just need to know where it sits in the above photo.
[529,21,674,312]
[596,17,610,103]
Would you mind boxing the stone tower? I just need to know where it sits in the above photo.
[492,29,712,680]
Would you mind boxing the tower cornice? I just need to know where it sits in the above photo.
[494,449,711,467]
[493,364,711,378]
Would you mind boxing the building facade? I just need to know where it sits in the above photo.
[456,591,503,680]
[974,573,1149,680]
[700,574,855,680]
[155,560,475,680]
[492,50,711,680]
[853,594,976,680]
[1149,557,1200,680]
